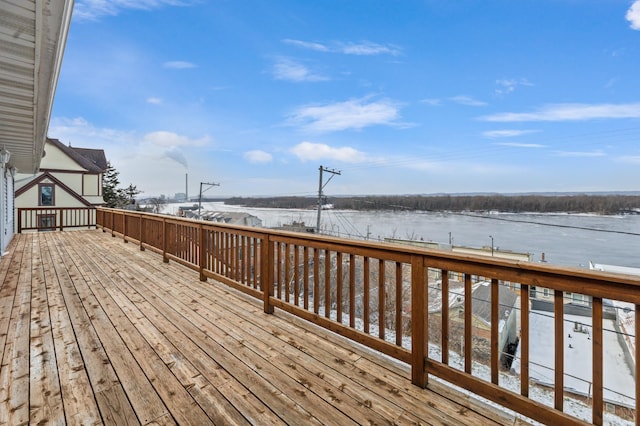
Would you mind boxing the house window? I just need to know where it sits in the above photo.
[39,184,54,206]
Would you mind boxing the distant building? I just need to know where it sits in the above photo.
[276,221,316,233]
[183,210,262,227]
[589,261,640,276]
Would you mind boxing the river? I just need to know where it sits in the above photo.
[167,202,640,269]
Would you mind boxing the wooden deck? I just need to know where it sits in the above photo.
[0,230,529,425]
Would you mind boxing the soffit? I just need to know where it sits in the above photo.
[0,0,74,173]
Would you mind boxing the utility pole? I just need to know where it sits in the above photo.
[198,181,220,219]
[489,235,494,256]
[316,165,341,233]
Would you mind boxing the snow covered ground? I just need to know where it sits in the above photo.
[511,310,635,407]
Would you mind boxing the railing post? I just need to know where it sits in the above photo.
[199,223,206,281]
[17,208,22,233]
[554,291,564,412]
[58,208,63,231]
[262,234,274,314]
[592,297,603,426]
[162,217,169,263]
[123,212,128,243]
[139,213,145,251]
[411,254,427,387]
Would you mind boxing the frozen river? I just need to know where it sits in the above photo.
[166,202,640,270]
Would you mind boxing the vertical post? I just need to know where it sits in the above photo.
[520,284,530,397]
[592,297,603,426]
[336,252,343,321]
[363,257,370,333]
[162,218,169,263]
[315,166,341,233]
[123,212,128,242]
[490,278,499,385]
[554,290,564,411]
[262,235,274,314]
[198,182,203,219]
[324,250,331,318]
[395,262,403,347]
[316,165,323,233]
[411,255,426,387]
[139,214,145,251]
[442,270,449,365]
[378,259,385,340]
[464,273,472,374]
[198,224,207,281]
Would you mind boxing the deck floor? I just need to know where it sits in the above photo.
[0,230,527,425]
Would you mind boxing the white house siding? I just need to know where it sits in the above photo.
[43,143,85,171]
[15,178,88,210]
[51,171,83,195]
[83,173,101,196]
[1,167,14,253]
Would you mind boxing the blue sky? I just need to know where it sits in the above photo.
[50,0,640,198]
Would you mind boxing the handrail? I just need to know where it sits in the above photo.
[96,207,640,425]
[17,207,97,233]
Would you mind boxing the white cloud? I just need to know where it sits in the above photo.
[290,142,367,163]
[143,131,210,147]
[483,129,539,138]
[74,0,196,21]
[47,117,223,195]
[450,96,487,107]
[287,97,402,132]
[553,150,605,158]
[283,38,401,56]
[147,97,163,105]
[272,58,328,82]
[627,1,640,30]
[495,78,533,95]
[479,103,640,122]
[244,150,273,164]
[420,98,441,106]
[338,41,401,56]
[163,61,197,69]
[282,39,330,52]
[494,142,546,148]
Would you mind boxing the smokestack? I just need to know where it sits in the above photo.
[185,173,188,201]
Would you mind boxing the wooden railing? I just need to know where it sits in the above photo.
[97,207,640,426]
[17,207,96,233]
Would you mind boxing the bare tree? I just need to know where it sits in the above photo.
[148,197,166,214]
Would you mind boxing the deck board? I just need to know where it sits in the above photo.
[0,230,527,425]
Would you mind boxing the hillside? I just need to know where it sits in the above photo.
[224,194,640,215]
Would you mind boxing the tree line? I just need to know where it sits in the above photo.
[224,194,640,215]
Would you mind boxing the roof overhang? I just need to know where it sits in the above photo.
[0,0,74,173]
